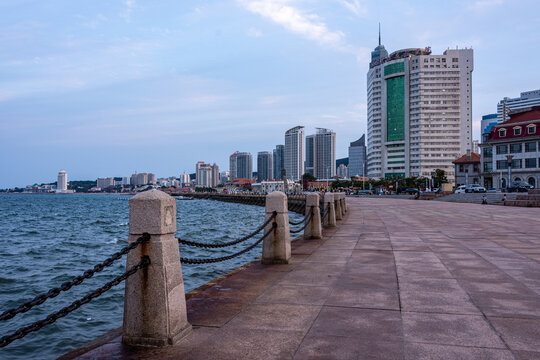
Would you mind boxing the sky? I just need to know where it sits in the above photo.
[1,0,539,188]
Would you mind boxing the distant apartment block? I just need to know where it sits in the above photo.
[273,145,285,180]
[257,151,273,181]
[56,170,68,193]
[284,126,304,181]
[130,173,155,186]
[229,151,239,180]
[348,135,367,177]
[497,89,540,123]
[236,152,253,179]
[97,177,115,189]
[196,162,219,187]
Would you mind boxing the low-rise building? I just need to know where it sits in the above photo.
[480,106,540,189]
[452,151,481,187]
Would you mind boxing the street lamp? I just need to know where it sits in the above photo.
[506,155,514,189]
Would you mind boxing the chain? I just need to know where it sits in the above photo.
[0,256,150,348]
[0,233,150,322]
[290,211,314,233]
[180,223,276,264]
[177,212,277,248]
[289,207,313,226]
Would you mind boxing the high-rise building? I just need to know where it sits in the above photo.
[336,164,349,178]
[305,135,316,176]
[130,173,148,186]
[497,89,540,123]
[147,173,156,185]
[284,126,304,181]
[229,151,239,180]
[179,172,190,186]
[348,135,367,177]
[367,34,473,182]
[195,162,220,187]
[219,171,230,185]
[211,163,220,187]
[314,128,336,180]
[56,170,67,193]
[97,177,115,189]
[273,145,285,180]
[257,151,273,181]
[481,114,498,137]
[236,152,253,179]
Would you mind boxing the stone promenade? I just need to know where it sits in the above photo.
[67,197,540,360]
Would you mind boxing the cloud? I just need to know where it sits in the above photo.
[247,27,263,37]
[120,0,135,22]
[260,95,284,105]
[238,0,370,63]
[337,0,367,17]
[238,0,345,48]
[468,0,504,10]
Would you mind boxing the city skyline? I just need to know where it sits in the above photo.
[1,1,539,188]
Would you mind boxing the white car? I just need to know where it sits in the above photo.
[465,184,486,193]
[455,185,466,194]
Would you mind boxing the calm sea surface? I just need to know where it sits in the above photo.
[0,193,302,360]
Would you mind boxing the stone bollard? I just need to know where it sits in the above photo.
[341,193,347,213]
[334,193,343,221]
[123,190,191,347]
[323,193,336,227]
[262,191,291,264]
[304,193,322,239]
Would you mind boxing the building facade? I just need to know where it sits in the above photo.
[97,177,115,189]
[56,170,67,193]
[229,151,239,180]
[314,128,336,180]
[348,135,367,177]
[257,151,273,181]
[236,152,253,179]
[497,89,540,123]
[367,41,473,183]
[273,145,285,180]
[305,135,315,177]
[480,106,540,189]
[284,126,304,181]
[481,113,498,137]
[452,151,481,187]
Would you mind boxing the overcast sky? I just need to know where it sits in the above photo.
[1,0,539,188]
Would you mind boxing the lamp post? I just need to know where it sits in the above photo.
[506,155,514,189]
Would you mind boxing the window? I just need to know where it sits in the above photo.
[459,165,464,172]
[484,162,493,172]
[514,127,522,135]
[496,145,508,154]
[512,159,522,169]
[525,142,537,152]
[483,147,492,157]
[498,128,506,137]
[496,160,508,170]
[525,158,537,168]
[452,58,458,62]
[510,143,522,153]
[527,124,536,134]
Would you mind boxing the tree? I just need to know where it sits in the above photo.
[433,169,448,187]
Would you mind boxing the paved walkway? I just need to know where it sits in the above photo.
[69,198,540,360]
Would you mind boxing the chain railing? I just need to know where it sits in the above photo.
[0,234,151,348]
[290,208,314,234]
[177,212,277,248]
[179,223,276,264]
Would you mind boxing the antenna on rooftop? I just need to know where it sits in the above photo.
[378,23,381,46]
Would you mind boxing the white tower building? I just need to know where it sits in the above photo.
[284,126,304,181]
[367,38,473,182]
[56,170,68,193]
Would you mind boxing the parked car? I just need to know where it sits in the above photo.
[465,184,486,193]
[454,185,467,194]
[507,181,534,192]
[404,188,419,194]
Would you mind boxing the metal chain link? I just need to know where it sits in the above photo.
[180,223,276,264]
[290,211,314,233]
[177,212,277,248]
[289,207,313,226]
[0,256,150,348]
[0,233,150,322]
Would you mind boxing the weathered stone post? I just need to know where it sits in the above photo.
[334,193,343,221]
[341,193,347,213]
[123,190,191,347]
[304,193,322,239]
[262,191,291,264]
[323,193,336,227]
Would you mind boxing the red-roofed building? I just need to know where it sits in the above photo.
[452,151,481,187]
[480,106,540,189]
